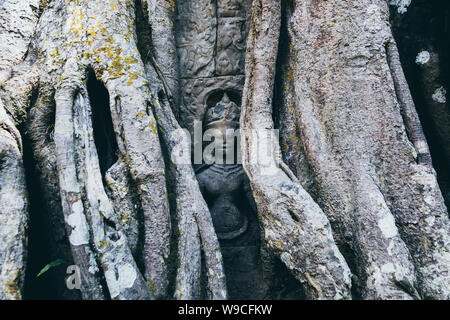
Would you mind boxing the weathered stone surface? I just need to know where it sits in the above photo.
[176,0,270,298]
[176,0,216,78]
[196,126,269,298]
[176,0,252,132]
[216,18,246,76]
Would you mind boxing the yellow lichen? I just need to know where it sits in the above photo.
[123,57,136,64]
[97,22,107,36]
[86,27,97,38]
[99,240,109,247]
[149,121,157,135]
[105,36,114,43]
[146,277,157,296]
[5,270,21,300]
[50,48,59,57]
[168,0,175,12]
[126,72,138,86]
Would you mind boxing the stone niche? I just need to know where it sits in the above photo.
[175,0,271,299]
[194,88,269,299]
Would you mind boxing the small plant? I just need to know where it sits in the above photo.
[36,259,65,277]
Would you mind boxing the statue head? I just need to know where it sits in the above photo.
[204,92,240,131]
[201,92,241,166]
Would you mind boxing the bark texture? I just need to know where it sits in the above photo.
[390,0,450,209]
[275,0,450,299]
[0,0,39,300]
[241,0,351,300]
[0,0,449,300]
[1,0,226,300]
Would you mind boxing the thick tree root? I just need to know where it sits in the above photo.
[7,0,226,300]
[0,0,40,299]
[386,41,433,166]
[150,89,227,300]
[277,0,450,299]
[22,0,173,299]
[144,0,227,299]
[241,0,352,300]
[0,100,29,300]
[54,87,106,299]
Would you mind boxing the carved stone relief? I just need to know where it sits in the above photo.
[176,0,271,299]
[195,90,267,299]
[176,0,217,78]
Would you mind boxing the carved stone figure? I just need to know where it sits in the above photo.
[175,0,252,134]
[196,93,247,240]
[195,91,267,299]
[175,0,270,298]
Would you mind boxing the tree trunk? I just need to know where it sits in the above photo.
[270,0,450,299]
[0,0,449,300]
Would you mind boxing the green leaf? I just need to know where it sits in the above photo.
[36,259,65,277]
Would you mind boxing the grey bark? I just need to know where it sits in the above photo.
[241,0,351,300]
[276,0,450,299]
[144,0,227,299]
[0,0,39,300]
[0,98,29,300]
[0,0,227,300]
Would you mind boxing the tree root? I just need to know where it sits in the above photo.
[241,0,352,300]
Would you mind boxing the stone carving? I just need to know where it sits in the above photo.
[177,0,269,299]
[175,0,252,133]
[179,76,245,134]
[218,0,245,15]
[176,0,216,78]
[194,90,267,299]
[216,18,247,75]
[175,0,252,79]
[196,93,247,240]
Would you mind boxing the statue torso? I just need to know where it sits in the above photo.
[196,163,248,240]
